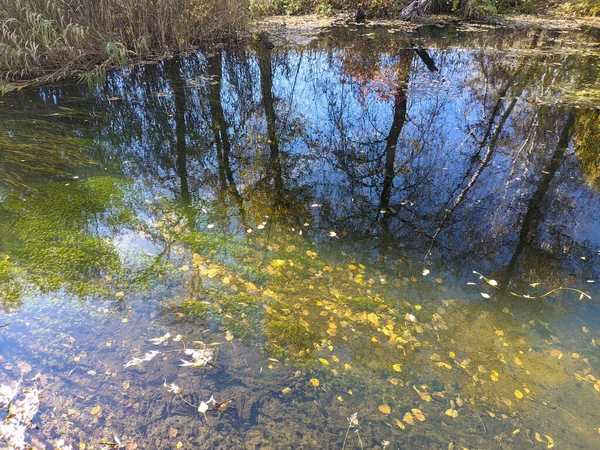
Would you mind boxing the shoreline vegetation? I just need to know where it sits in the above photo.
[1,0,599,92]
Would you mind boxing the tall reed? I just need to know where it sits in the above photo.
[0,0,248,88]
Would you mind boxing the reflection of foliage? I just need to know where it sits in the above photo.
[574,109,600,191]
[0,177,124,297]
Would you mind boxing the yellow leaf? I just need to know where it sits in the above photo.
[514,390,524,399]
[535,433,543,443]
[436,362,453,370]
[549,349,563,359]
[319,358,329,366]
[412,408,425,421]
[367,313,379,327]
[378,404,391,415]
[392,363,402,372]
[176,442,183,449]
[309,378,320,387]
[445,408,458,418]
[545,435,554,448]
[90,405,101,415]
[403,412,414,425]
[594,380,600,392]
[394,418,405,429]
[281,387,292,396]
[418,391,431,402]
[79,444,86,450]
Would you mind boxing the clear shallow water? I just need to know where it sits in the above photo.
[0,24,599,449]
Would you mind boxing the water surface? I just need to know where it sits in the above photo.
[0,24,599,449]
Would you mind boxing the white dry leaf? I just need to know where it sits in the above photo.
[165,383,182,394]
[124,350,160,368]
[0,385,17,407]
[173,334,183,342]
[0,420,28,450]
[329,231,337,237]
[148,333,171,345]
[422,269,430,276]
[488,279,498,286]
[198,401,209,414]
[180,347,214,367]
[481,293,491,299]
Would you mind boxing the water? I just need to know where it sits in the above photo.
[0,24,599,449]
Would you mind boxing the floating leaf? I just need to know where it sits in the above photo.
[412,409,425,421]
[394,418,405,429]
[392,363,402,372]
[514,390,523,399]
[309,378,320,387]
[481,293,491,299]
[378,404,391,415]
[319,358,329,366]
[445,408,458,418]
[198,401,209,414]
[367,313,379,327]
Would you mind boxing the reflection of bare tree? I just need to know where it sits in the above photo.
[256,43,285,210]
[169,59,190,204]
[500,111,575,288]
[207,50,247,223]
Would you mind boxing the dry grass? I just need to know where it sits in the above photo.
[0,0,248,89]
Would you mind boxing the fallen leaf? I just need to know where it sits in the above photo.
[514,390,523,399]
[394,418,405,429]
[378,404,391,415]
[412,408,425,421]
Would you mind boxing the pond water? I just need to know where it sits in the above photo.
[0,23,599,449]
